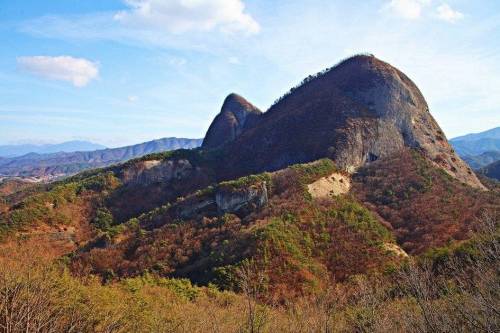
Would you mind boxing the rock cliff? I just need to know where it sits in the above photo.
[202,93,262,149]
[207,55,484,189]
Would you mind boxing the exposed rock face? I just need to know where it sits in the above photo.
[176,182,269,219]
[210,55,484,189]
[215,182,268,215]
[175,197,216,220]
[120,159,193,186]
[202,93,262,149]
[173,181,269,220]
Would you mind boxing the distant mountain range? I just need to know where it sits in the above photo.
[461,151,500,170]
[479,159,500,180]
[450,127,500,177]
[451,127,500,142]
[0,137,202,180]
[450,127,500,156]
[0,140,106,158]
[2,125,499,182]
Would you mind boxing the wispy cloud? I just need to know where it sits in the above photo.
[383,0,465,24]
[114,0,260,34]
[384,0,431,20]
[168,56,188,67]
[127,95,139,103]
[17,56,99,87]
[9,0,500,140]
[228,56,240,64]
[436,3,464,23]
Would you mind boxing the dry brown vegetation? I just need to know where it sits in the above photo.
[352,149,500,254]
[70,160,399,302]
[0,152,498,331]
[0,212,498,333]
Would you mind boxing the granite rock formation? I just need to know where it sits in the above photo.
[202,93,262,149]
[207,55,484,189]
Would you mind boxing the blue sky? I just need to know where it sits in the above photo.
[1,0,499,147]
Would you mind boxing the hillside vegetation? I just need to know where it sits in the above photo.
[1,149,496,304]
[0,55,498,331]
[1,211,497,332]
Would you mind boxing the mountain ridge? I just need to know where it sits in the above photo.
[208,54,484,189]
[0,54,497,306]
[451,126,500,142]
[462,151,500,170]
[0,140,106,158]
[480,159,500,180]
[450,127,500,170]
[0,137,202,180]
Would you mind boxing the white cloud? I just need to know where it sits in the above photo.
[228,56,240,64]
[168,57,187,66]
[17,56,98,87]
[384,0,431,19]
[114,0,260,34]
[128,95,139,103]
[436,4,464,23]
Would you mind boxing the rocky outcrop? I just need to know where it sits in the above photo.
[213,55,484,189]
[175,196,217,219]
[215,181,268,214]
[202,93,262,149]
[120,159,193,186]
[173,181,269,219]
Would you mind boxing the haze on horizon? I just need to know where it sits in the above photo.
[1,0,499,148]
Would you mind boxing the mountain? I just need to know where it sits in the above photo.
[462,150,500,169]
[0,140,106,158]
[450,127,500,170]
[450,127,500,156]
[202,93,262,149]
[0,137,202,180]
[480,159,500,180]
[209,55,483,189]
[0,55,498,317]
[451,138,500,156]
[451,126,500,142]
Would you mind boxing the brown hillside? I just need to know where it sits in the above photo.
[352,149,499,254]
[70,160,400,301]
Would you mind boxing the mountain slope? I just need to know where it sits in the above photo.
[0,137,202,180]
[71,159,401,300]
[0,55,497,301]
[462,151,500,169]
[450,126,500,157]
[0,140,106,158]
[210,55,483,189]
[451,126,500,142]
[451,138,500,156]
[480,160,500,180]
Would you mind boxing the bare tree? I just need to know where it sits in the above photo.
[236,260,268,333]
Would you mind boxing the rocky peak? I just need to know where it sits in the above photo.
[214,55,485,189]
[202,93,262,149]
